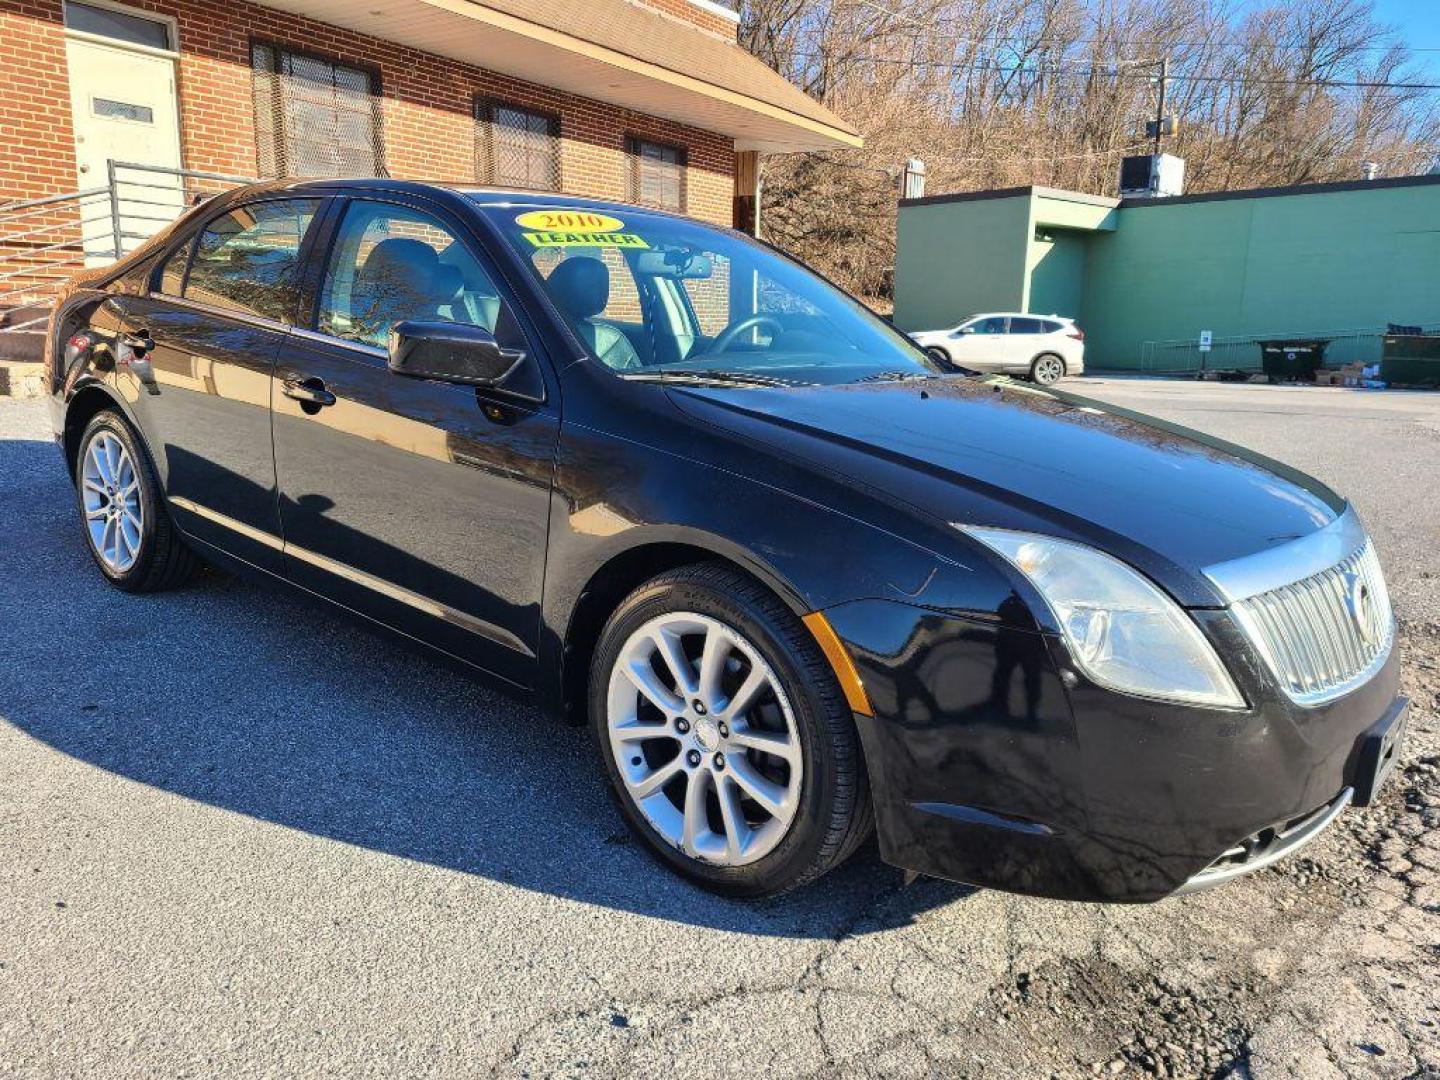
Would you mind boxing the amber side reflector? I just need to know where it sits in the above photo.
[802,611,874,717]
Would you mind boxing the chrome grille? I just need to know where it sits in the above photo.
[1231,540,1393,705]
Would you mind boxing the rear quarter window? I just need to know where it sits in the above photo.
[157,238,193,296]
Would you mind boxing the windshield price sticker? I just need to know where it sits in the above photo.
[515,209,648,248]
[515,210,625,232]
[522,230,649,249]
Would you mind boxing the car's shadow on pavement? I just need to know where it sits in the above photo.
[1,435,971,938]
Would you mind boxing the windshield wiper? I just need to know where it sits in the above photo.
[620,368,803,388]
[852,370,934,383]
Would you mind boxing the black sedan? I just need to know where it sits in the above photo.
[45,180,1406,901]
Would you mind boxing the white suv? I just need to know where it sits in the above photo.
[911,313,1085,385]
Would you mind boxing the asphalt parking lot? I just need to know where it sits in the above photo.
[2,380,1438,1079]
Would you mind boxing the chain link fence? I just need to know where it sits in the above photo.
[1137,325,1440,375]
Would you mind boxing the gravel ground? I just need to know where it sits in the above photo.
[0,382,1437,1079]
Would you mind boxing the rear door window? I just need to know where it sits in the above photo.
[1009,317,1047,335]
[183,199,320,322]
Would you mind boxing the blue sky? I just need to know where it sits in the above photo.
[1369,0,1440,46]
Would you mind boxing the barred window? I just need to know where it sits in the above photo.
[251,43,384,179]
[625,137,685,212]
[475,101,559,191]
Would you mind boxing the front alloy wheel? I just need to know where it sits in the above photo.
[606,612,803,866]
[591,563,872,896]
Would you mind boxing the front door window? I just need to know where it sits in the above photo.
[316,201,513,350]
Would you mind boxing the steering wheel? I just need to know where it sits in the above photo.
[705,314,784,354]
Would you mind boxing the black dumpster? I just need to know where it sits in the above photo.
[1258,339,1328,382]
[1381,334,1440,387]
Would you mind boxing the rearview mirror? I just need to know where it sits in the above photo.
[388,320,535,396]
[634,249,713,279]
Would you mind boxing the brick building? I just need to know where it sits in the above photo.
[0,0,858,322]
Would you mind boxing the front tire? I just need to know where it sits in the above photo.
[589,563,872,897]
[75,410,199,592]
[1030,353,1065,385]
[926,345,952,367]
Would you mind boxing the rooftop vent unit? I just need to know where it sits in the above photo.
[1120,153,1185,198]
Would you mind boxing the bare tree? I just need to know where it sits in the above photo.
[742,0,1440,303]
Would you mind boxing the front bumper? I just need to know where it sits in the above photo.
[826,598,1404,902]
[1175,787,1353,895]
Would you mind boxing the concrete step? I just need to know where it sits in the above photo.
[0,360,45,399]
[1,303,50,330]
[0,303,48,366]
[0,330,44,364]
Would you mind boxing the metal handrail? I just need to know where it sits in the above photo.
[0,160,257,314]
[0,211,116,246]
[112,160,255,184]
[0,185,110,214]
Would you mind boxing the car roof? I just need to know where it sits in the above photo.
[965,312,1072,321]
[213,177,689,222]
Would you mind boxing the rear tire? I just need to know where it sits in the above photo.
[75,409,200,593]
[589,562,872,897]
[1030,353,1065,385]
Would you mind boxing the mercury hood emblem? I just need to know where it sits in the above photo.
[1343,571,1376,645]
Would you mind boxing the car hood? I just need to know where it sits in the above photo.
[667,376,1344,607]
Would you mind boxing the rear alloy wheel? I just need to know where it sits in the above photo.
[590,563,871,896]
[81,429,144,575]
[75,410,200,592]
[1030,353,1065,385]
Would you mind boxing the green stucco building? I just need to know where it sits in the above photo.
[893,174,1440,372]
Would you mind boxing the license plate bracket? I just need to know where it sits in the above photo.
[1353,696,1409,807]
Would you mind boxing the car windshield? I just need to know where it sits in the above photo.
[478,202,940,386]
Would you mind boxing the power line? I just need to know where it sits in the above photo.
[831,4,1440,55]
[782,50,1440,91]
[809,140,1151,171]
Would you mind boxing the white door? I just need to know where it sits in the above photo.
[65,35,183,264]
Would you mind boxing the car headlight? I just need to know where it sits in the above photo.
[961,527,1245,709]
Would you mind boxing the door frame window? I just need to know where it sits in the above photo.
[63,0,179,59]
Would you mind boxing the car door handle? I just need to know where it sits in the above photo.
[282,376,336,409]
[119,330,154,355]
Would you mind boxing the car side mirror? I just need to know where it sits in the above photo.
[387,320,540,399]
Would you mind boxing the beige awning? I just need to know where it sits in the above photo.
[254,0,862,153]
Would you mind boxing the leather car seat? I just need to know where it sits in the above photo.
[545,256,642,370]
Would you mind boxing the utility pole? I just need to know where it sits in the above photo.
[1153,55,1169,156]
